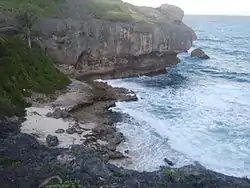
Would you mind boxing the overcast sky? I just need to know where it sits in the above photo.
[123,0,250,15]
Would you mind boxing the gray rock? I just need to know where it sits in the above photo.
[30,0,196,79]
[125,150,129,154]
[158,4,184,21]
[75,129,83,135]
[107,142,117,152]
[46,108,71,119]
[55,129,65,134]
[92,124,115,136]
[191,48,210,59]
[46,135,59,147]
[78,123,97,130]
[108,151,125,160]
[66,128,76,135]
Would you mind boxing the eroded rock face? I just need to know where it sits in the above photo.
[30,1,196,79]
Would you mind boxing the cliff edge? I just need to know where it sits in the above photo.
[31,0,196,79]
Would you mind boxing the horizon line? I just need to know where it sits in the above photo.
[185,14,250,16]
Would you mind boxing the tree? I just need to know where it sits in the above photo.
[16,10,37,48]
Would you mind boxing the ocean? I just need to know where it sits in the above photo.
[107,15,250,177]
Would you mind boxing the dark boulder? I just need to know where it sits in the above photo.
[55,129,65,134]
[46,135,59,147]
[66,127,76,135]
[164,158,174,166]
[191,48,210,59]
[46,108,71,119]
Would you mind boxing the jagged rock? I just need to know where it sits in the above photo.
[81,130,94,137]
[92,124,115,136]
[97,139,108,147]
[78,123,97,130]
[46,108,71,119]
[107,142,117,152]
[164,158,174,166]
[55,129,65,134]
[191,48,210,59]
[46,135,59,147]
[108,151,125,160]
[75,129,83,135]
[158,4,184,22]
[66,128,76,135]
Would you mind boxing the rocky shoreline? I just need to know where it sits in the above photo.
[1,78,250,188]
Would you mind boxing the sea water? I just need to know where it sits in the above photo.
[107,15,250,177]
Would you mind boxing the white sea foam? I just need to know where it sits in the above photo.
[106,76,250,177]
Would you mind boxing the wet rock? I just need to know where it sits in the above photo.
[191,48,210,59]
[108,151,125,160]
[107,142,117,152]
[55,129,65,134]
[114,132,125,145]
[92,124,115,136]
[66,128,76,135]
[46,135,59,147]
[164,158,174,166]
[46,108,71,119]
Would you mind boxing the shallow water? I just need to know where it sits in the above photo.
[107,15,250,177]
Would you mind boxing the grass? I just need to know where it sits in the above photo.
[160,169,183,186]
[112,171,126,178]
[0,156,22,167]
[85,0,146,22]
[0,36,70,118]
[0,0,148,22]
[0,0,65,16]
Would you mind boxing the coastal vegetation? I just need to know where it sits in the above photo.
[0,0,146,22]
[0,36,70,118]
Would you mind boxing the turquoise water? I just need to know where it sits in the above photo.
[107,16,250,177]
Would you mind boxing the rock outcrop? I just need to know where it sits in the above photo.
[158,4,184,22]
[29,0,196,79]
[191,48,210,59]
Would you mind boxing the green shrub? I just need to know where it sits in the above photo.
[0,37,70,118]
[0,0,65,16]
[86,0,139,22]
[112,171,126,177]
[0,156,21,167]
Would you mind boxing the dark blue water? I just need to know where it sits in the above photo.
[107,16,250,177]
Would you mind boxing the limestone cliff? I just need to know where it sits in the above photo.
[2,0,197,79]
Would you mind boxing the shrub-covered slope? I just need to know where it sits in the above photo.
[0,37,70,118]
